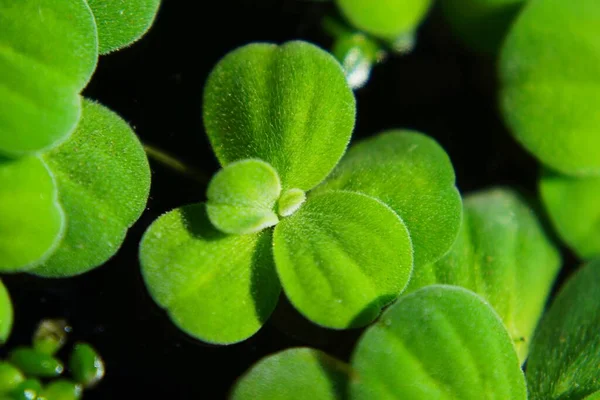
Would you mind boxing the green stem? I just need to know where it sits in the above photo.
[143,144,208,184]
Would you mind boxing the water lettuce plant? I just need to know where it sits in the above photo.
[499,0,600,177]
[232,260,600,399]
[406,187,561,361]
[140,40,462,344]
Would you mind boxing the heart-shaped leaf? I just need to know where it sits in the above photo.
[86,0,160,54]
[33,99,151,277]
[140,204,281,344]
[440,0,525,54]
[540,170,600,259]
[335,0,432,41]
[317,130,461,268]
[273,190,413,329]
[0,156,64,271]
[231,348,350,400]
[406,188,561,362]
[500,0,600,176]
[207,159,282,235]
[0,280,12,344]
[351,285,527,399]
[527,260,600,400]
[203,41,355,191]
[0,0,98,156]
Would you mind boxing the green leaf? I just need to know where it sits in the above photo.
[11,378,42,400]
[33,99,151,277]
[70,343,104,388]
[207,159,281,235]
[140,203,280,344]
[335,0,432,40]
[231,348,351,400]
[203,41,355,191]
[33,319,69,356]
[87,0,160,54]
[331,32,383,90]
[406,188,561,362]
[0,156,64,271]
[540,170,600,259]
[440,0,525,54]
[273,191,413,329]
[317,130,461,268]
[277,188,306,217]
[527,260,600,400]
[0,281,12,344]
[0,362,24,394]
[0,0,97,156]
[351,285,528,399]
[499,0,600,176]
[585,392,600,400]
[40,380,82,400]
[8,348,63,378]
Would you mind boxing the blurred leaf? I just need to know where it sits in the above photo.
[0,362,24,394]
[273,191,412,329]
[140,204,280,344]
[8,348,63,378]
[203,41,355,191]
[0,282,12,345]
[41,380,82,400]
[527,260,600,400]
[70,343,104,388]
[351,285,527,399]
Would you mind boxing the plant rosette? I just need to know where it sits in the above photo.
[139,40,462,344]
[232,262,600,399]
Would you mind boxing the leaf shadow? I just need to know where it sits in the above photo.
[349,294,398,328]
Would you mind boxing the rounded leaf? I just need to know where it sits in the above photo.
[140,203,281,344]
[0,0,97,156]
[207,159,281,235]
[0,156,64,271]
[203,41,355,191]
[0,281,12,344]
[87,0,160,54]
[34,99,151,277]
[540,170,600,259]
[0,362,24,394]
[406,188,561,362]
[69,343,104,388]
[8,347,63,378]
[335,0,432,40]
[440,0,525,54]
[231,348,350,400]
[33,319,69,356]
[11,378,42,400]
[273,191,413,329]
[527,260,600,400]
[351,285,527,399]
[317,130,462,268]
[500,0,600,176]
[40,380,82,400]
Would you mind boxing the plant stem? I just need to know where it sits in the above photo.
[143,144,208,184]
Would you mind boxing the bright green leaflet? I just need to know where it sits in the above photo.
[207,159,282,235]
[231,348,350,400]
[335,0,432,41]
[0,281,12,344]
[0,362,24,394]
[317,130,462,268]
[584,392,600,400]
[87,0,160,54]
[41,380,82,400]
[351,285,527,399]
[140,204,281,344]
[8,348,63,378]
[500,0,600,176]
[540,170,600,259]
[11,378,42,400]
[406,188,560,362]
[273,191,413,329]
[34,100,151,277]
[70,343,104,388]
[277,188,306,217]
[527,260,600,400]
[0,156,64,271]
[0,0,97,156]
[440,0,525,54]
[203,41,355,191]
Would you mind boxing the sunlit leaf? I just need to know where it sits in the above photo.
[273,191,413,329]
[140,204,281,344]
[406,188,561,362]
[0,156,64,271]
[351,285,527,399]
[0,0,97,156]
[87,0,160,54]
[540,170,600,259]
[231,348,351,400]
[33,100,150,277]
[207,159,281,235]
[203,41,355,191]
[317,130,461,268]
[527,260,600,400]
[500,0,600,176]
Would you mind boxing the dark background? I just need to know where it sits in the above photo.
[2,0,578,398]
